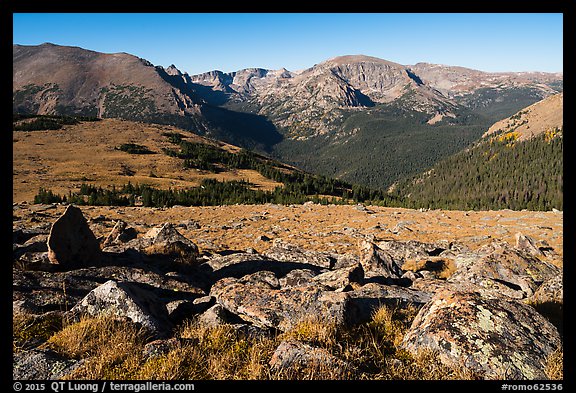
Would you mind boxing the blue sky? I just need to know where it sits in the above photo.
[13,13,563,75]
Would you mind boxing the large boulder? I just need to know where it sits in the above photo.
[210,279,350,331]
[448,242,560,299]
[358,240,403,280]
[402,290,561,380]
[67,280,171,338]
[46,205,102,268]
[264,240,333,269]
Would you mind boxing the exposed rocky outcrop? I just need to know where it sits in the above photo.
[13,208,563,380]
[402,290,561,379]
[67,280,172,338]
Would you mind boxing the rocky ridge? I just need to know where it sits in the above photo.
[13,204,563,380]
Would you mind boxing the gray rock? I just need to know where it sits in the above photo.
[197,303,231,328]
[402,290,561,380]
[142,338,181,360]
[269,340,350,374]
[515,232,544,257]
[312,263,364,290]
[67,280,172,338]
[358,240,403,280]
[210,280,350,331]
[239,270,280,289]
[143,223,199,261]
[376,239,451,268]
[279,269,317,288]
[47,205,102,268]
[13,349,77,380]
[448,242,560,299]
[348,282,432,324]
[531,273,563,305]
[264,240,333,269]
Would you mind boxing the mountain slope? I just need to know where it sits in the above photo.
[483,92,563,141]
[13,44,563,192]
[390,95,563,211]
[13,43,202,122]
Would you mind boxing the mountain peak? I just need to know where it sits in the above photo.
[323,54,403,67]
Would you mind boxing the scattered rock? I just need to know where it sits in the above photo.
[46,205,102,269]
[448,242,560,299]
[211,280,350,331]
[269,340,350,374]
[358,240,403,280]
[13,349,78,380]
[67,280,172,338]
[402,290,561,379]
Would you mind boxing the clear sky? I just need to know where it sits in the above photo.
[13,13,563,75]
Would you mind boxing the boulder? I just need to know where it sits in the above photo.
[358,240,403,280]
[515,232,544,257]
[67,280,171,338]
[210,279,350,331]
[102,220,136,247]
[46,205,102,268]
[402,290,561,379]
[279,269,317,288]
[312,263,364,290]
[239,270,280,289]
[143,223,199,261]
[376,239,455,268]
[348,283,432,324]
[269,340,350,375]
[448,242,560,299]
[13,349,78,380]
[531,273,563,305]
[264,240,333,269]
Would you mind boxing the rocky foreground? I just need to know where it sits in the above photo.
[13,203,563,380]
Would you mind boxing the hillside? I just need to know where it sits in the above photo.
[390,95,563,211]
[12,116,402,208]
[483,92,563,141]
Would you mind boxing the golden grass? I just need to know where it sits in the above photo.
[545,349,563,380]
[14,303,526,380]
[12,119,283,203]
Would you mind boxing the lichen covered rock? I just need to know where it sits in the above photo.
[402,289,561,379]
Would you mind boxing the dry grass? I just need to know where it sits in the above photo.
[14,304,516,380]
[12,118,283,203]
[13,312,63,353]
[45,314,146,379]
[545,348,563,380]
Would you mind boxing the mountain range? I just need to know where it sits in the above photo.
[13,43,563,191]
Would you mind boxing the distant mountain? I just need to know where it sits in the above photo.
[13,43,202,124]
[389,94,563,211]
[13,43,563,191]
